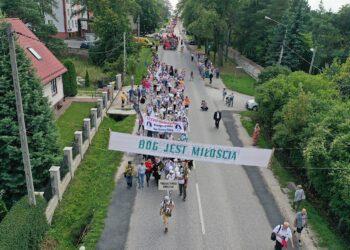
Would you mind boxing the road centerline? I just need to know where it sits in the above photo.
[195,182,206,235]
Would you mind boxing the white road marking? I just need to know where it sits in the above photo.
[196,183,206,235]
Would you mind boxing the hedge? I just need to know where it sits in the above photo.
[0,196,48,250]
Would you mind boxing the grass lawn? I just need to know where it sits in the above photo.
[221,73,256,96]
[208,52,256,96]
[125,47,153,86]
[239,111,347,250]
[63,56,107,84]
[46,115,136,249]
[56,102,96,149]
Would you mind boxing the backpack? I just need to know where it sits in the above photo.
[270,225,282,241]
[162,200,173,217]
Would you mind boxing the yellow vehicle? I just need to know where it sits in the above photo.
[133,37,153,48]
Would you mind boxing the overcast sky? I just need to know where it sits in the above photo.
[168,0,349,13]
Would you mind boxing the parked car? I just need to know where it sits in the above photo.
[246,99,258,111]
[133,37,153,48]
[188,40,197,45]
[80,40,94,49]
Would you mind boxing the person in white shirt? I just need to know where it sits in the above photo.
[272,222,294,250]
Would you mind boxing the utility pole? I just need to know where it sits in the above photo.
[7,24,36,206]
[137,15,140,37]
[123,32,126,84]
[309,48,317,74]
[278,28,287,65]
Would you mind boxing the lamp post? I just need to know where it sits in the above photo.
[309,48,317,74]
[265,16,287,65]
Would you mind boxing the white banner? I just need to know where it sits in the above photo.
[158,180,179,190]
[143,116,185,133]
[109,132,273,168]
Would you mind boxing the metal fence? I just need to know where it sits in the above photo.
[43,176,54,201]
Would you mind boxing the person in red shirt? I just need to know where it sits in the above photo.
[145,158,153,187]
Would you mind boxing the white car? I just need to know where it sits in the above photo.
[246,99,258,111]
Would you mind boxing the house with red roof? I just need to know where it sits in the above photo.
[6,18,67,110]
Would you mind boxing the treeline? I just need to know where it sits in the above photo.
[178,0,350,72]
[256,60,350,237]
[79,0,171,71]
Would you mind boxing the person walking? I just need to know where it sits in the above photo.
[213,110,222,129]
[222,88,227,101]
[293,185,306,211]
[137,162,146,189]
[176,169,186,201]
[145,158,153,187]
[271,222,294,250]
[190,71,194,81]
[183,96,190,108]
[124,161,134,188]
[229,93,234,107]
[294,208,308,247]
[160,196,175,233]
[252,123,260,146]
[209,70,213,84]
[191,53,194,62]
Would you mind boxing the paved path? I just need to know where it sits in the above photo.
[98,23,318,250]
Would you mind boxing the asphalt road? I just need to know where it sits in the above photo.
[98,25,289,250]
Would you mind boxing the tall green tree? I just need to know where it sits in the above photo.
[0,23,60,206]
[62,60,78,97]
[2,0,65,55]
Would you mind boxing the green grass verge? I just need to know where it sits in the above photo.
[47,115,136,249]
[63,56,107,84]
[207,51,256,96]
[221,73,255,96]
[125,47,153,86]
[55,102,96,150]
[239,111,347,250]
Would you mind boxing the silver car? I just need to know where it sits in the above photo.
[246,99,258,111]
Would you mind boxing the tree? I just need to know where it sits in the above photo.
[258,65,291,84]
[304,102,350,235]
[85,70,90,87]
[324,56,350,98]
[62,60,78,97]
[0,23,60,206]
[3,0,66,55]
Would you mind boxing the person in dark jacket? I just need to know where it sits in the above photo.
[213,110,222,129]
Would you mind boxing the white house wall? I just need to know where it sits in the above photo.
[43,76,64,107]
[45,0,65,33]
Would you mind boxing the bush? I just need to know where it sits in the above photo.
[85,70,90,87]
[257,65,291,84]
[0,196,48,250]
[63,60,78,97]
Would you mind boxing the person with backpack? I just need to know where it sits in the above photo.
[271,222,294,250]
[160,196,175,233]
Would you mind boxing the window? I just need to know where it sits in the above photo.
[50,78,57,96]
[27,47,42,60]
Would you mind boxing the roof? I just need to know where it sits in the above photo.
[5,18,67,85]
